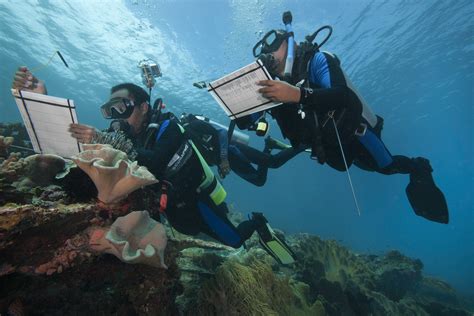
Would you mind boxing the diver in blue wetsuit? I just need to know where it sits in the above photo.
[237,13,448,224]
[180,113,303,186]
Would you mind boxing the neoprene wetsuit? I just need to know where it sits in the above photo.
[182,115,303,186]
[274,50,417,174]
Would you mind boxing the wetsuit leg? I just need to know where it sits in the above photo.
[196,198,258,248]
[267,145,306,168]
[354,128,414,175]
[228,144,269,186]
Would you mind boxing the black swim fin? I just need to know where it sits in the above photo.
[406,158,449,224]
[252,212,296,265]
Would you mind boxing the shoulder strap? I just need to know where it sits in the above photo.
[155,119,170,141]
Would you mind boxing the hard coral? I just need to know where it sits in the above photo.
[0,153,26,182]
[72,144,158,205]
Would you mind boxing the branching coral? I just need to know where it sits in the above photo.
[72,144,158,205]
[88,211,168,269]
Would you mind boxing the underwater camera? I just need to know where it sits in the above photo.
[138,59,162,88]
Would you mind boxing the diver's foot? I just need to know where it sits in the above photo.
[264,136,291,152]
[251,212,272,241]
[406,157,449,224]
[410,157,434,183]
[251,212,296,265]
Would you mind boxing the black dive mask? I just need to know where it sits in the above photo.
[252,29,289,57]
[100,97,135,119]
[253,29,290,78]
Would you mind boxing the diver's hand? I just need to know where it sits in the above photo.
[257,80,300,103]
[68,123,99,144]
[12,66,47,94]
[218,159,231,178]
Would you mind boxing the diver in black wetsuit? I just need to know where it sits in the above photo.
[93,83,291,255]
[179,113,304,186]
[236,14,448,223]
[12,68,296,264]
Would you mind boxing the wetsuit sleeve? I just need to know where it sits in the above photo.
[188,120,228,162]
[298,51,349,113]
[135,121,184,178]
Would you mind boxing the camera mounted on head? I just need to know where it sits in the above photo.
[138,59,162,89]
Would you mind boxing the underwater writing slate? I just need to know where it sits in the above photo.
[11,89,81,158]
[208,60,281,119]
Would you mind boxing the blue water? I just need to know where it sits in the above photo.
[0,0,472,297]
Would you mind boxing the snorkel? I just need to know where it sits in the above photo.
[282,11,294,79]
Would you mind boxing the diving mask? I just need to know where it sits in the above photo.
[252,29,290,58]
[100,97,135,119]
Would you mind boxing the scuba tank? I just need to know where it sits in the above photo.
[193,115,250,145]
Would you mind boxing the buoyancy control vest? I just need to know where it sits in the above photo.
[271,50,364,165]
[143,115,227,206]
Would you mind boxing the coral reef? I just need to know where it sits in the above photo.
[15,154,74,189]
[0,123,32,157]
[0,164,472,315]
[194,257,313,315]
[0,202,472,315]
[71,144,158,206]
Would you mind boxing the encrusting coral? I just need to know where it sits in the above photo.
[88,211,168,269]
[71,144,158,205]
[16,154,74,189]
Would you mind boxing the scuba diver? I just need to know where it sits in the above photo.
[11,66,297,265]
[179,113,304,186]
[235,11,449,224]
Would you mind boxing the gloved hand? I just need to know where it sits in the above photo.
[68,123,99,144]
[12,66,47,94]
[218,159,231,178]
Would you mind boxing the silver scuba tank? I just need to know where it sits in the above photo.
[194,115,250,145]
